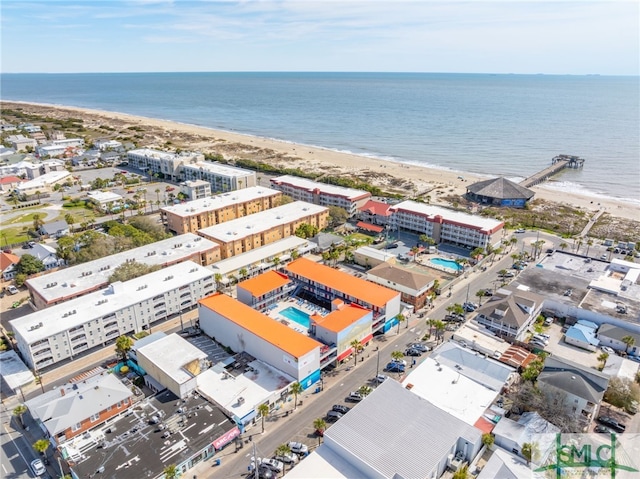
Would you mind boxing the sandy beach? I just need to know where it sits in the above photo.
[4,101,638,222]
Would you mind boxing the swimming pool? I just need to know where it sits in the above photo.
[429,257,463,271]
[280,307,311,328]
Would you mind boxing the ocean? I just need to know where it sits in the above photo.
[1,72,638,202]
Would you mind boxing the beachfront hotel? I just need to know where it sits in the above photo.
[270,175,371,217]
[388,201,504,250]
[160,186,282,235]
[198,201,329,259]
[127,148,203,182]
[26,233,219,309]
[181,160,256,192]
[11,261,215,369]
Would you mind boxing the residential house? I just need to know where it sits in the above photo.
[309,232,345,254]
[474,287,543,340]
[6,135,37,152]
[25,372,134,445]
[0,175,23,192]
[537,356,609,425]
[477,449,533,479]
[492,412,559,461]
[357,199,393,226]
[29,243,66,270]
[1,252,20,281]
[597,324,640,356]
[563,319,599,352]
[39,220,70,239]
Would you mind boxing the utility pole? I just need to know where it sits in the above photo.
[375,347,380,378]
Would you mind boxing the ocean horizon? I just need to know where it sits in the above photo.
[1,72,638,203]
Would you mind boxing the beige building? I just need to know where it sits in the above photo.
[161,186,282,235]
[180,179,211,200]
[198,201,329,259]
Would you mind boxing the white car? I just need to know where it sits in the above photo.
[601,346,615,355]
[375,374,388,383]
[288,441,308,455]
[31,458,46,476]
[261,458,284,473]
[7,285,19,295]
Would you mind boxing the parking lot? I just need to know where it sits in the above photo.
[531,322,600,369]
[187,335,232,365]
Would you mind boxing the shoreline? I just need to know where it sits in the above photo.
[3,100,638,222]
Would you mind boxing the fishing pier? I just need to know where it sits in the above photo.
[520,155,585,188]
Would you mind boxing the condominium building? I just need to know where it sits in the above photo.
[127,148,202,182]
[26,233,219,309]
[11,261,215,370]
[198,201,329,260]
[284,257,401,331]
[270,175,371,217]
[127,148,256,192]
[389,201,504,250]
[180,179,211,200]
[161,187,282,235]
[182,161,256,193]
[36,138,85,158]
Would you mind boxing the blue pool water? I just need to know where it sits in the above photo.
[280,307,311,328]
[429,257,463,271]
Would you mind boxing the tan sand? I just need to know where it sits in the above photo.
[5,101,638,221]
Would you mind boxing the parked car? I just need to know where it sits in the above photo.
[529,340,546,348]
[601,346,615,355]
[597,416,626,433]
[7,285,19,295]
[375,374,388,383]
[261,458,284,473]
[275,452,299,465]
[532,335,549,344]
[500,272,515,278]
[288,441,309,456]
[385,243,399,249]
[257,464,275,479]
[346,392,363,402]
[332,404,350,414]
[408,343,430,353]
[386,362,405,373]
[326,410,343,422]
[544,317,554,326]
[594,425,614,434]
[31,458,46,476]
[515,228,526,233]
[391,358,407,366]
[404,348,422,357]
[626,400,638,415]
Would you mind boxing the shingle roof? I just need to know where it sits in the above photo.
[0,252,20,270]
[475,289,542,329]
[597,324,640,344]
[367,263,436,292]
[358,199,392,216]
[538,356,609,403]
[466,177,535,200]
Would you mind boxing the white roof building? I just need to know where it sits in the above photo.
[0,350,35,391]
[26,233,218,309]
[198,201,328,244]
[286,379,482,479]
[87,190,123,207]
[16,170,71,194]
[137,333,208,398]
[11,261,214,369]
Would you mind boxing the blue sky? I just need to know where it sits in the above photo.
[1,0,638,74]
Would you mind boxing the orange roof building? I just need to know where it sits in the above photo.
[285,257,400,330]
[0,251,20,280]
[198,293,322,386]
[236,271,292,311]
[312,303,374,362]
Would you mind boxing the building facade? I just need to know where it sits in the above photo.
[182,161,256,193]
[388,201,504,250]
[12,261,215,369]
[270,175,371,217]
[198,201,329,260]
[161,187,282,235]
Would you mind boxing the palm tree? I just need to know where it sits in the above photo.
[155,188,161,207]
[358,385,373,397]
[475,290,485,305]
[521,442,539,465]
[350,339,363,367]
[163,464,178,479]
[313,418,326,445]
[214,273,224,291]
[453,465,469,479]
[391,350,404,372]
[585,238,593,256]
[32,213,44,233]
[275,443,293,471]
[13,405,27,428]
[290,382,303,410]
[433,320,446,343]
[559,241,568,251]
[34,190,42,204]
[258,403,270,433]
[239,267,248,280]
[509,237,518,250]
[64,213,76,233]
[621,335,636,354]
[396,313,406,333]
[33,439,50,458]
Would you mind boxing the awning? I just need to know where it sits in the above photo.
[356,221,384,233]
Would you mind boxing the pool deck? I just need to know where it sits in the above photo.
[264,298,328,334]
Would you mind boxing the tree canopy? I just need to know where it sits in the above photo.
[18,254,45,275]
[108,261,161,283]
[327,206,349,226]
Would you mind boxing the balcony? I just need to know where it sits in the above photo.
[33,347,52,357]
[31,340,51,352]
